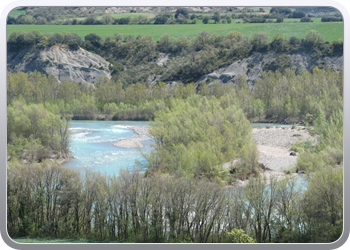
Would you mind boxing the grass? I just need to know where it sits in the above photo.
[10,237,126,243]
[7,21,343,42]
[8,8,26,18]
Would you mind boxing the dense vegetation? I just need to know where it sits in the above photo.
[7,163,343,243]
[148,95,258,180]
[7,102,70,163]
[6,67,342,125]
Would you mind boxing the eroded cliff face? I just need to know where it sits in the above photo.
[196,52,343,87]
[7,45,112,85]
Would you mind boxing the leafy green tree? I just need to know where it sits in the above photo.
[292,10,306,18]
[212,11,221,23]
[175,8,189,19]
[301,167,343,242]
[101,14,113,24]
[303,30,324,49]
[271,33,287,51]
[85,33,102,48]
[251,31,269,52]
[149,95,254,179]
[203,16,210,24]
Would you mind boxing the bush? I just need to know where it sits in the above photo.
[321,17,342,22]
[300,17,313,22]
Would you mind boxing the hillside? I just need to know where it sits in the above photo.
[197,51,343,86]
[7,43,343,87]
[7,44,112,85]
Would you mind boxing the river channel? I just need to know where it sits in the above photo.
[63,120,304,176]
[62,120,152,175]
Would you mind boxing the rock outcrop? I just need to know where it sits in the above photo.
[197,52,343,86]
[7,44,112,85]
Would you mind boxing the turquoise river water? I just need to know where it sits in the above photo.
[62,120,152,176]
[63,120,305,179]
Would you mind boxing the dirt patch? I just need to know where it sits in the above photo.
[113,138,146,149]
[258,145,290,157]
[228,127,317,188]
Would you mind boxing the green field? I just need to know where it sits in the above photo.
[8,8,26,18]
[7,21,343,42]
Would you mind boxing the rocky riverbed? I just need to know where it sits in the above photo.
[111,124,317,185]
[112,125,150,149]
[123,125,150,135]
[231,126,317,187]
[253,126,317,172]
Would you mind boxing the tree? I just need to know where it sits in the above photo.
[154,15,169,24]
[157,34,172,52]
[63,33,84,50]
[85,33,102,48]
[190,14,197,20]
[251,31,269,52]
[202,16,210,24]
[292,10,306,18]
[7,16,16,24]
[276,14,284,23]
[244,176,278,243]
[101,14,113,24]
[303,30,324,48]
[84,16,97,25]
[271,33,287,52]
[175,8,189,19]
[302,167,343,242]
[212,11,221,23]
[192,31,211,50]
[300,17,313,22]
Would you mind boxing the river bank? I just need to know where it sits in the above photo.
[111,123,317,178]
[231,126,317,187]
[112,125,150,149]
[63,120,316,184]
[110,123,316,178]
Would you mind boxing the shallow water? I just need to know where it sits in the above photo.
[63,121,304,176]
[252,123,304,128]
[62,120,152,175]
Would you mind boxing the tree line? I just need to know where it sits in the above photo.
[6,66,342,125]
[7,160,343,243]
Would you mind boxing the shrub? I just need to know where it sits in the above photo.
[300,17,313,22]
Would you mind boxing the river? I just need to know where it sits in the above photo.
[62,120,305,178]
[62,120,152,175]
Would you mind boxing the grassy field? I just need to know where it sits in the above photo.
[7,21,343,42]
[10,237,125,243]
[8,8,26,18]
